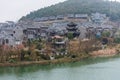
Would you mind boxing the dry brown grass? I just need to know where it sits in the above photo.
[68,39,97,54]
[90,48,117,57]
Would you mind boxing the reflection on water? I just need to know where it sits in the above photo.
[0,56,120,80]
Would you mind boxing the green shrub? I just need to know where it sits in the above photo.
[36,44,42,50]
[55,55,64,59]
[102,31,110,37]
[8,59,16,63]
[114,38,120,43]
[40,54,50,60]
[67,32,74,40]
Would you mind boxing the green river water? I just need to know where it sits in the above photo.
[0,57,120,80]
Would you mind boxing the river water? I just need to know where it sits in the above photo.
[0,57,120,80]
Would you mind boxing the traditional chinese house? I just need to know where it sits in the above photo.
[52,35,67,55]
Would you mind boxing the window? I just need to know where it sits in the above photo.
[6,39,9,44]
[11,34,13,36]
[2,41,5,45]
[13,31,15,34]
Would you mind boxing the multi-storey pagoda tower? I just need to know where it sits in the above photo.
[67,22,78,32]
[66,22,80,38]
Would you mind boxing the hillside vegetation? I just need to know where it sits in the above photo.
[20,0,120,21]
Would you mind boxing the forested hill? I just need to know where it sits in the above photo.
[20,0,120,21]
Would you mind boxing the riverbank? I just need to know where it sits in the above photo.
[0,54,119,67]
[0,54,120,80]
[0,56,89,67]
[0,44,120,67]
